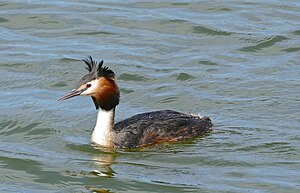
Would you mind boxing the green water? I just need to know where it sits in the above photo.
[0,1,299,192]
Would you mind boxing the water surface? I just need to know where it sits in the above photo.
[0,0,299,192]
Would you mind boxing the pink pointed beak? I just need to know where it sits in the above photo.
[58,88,86,101]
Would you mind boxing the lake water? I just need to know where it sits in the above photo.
[0,0,299,192]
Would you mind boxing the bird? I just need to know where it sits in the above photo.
[58,56,213,148]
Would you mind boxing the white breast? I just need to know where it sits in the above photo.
[91,108,115,147]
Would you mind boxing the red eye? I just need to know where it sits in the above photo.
[86,84,91,88]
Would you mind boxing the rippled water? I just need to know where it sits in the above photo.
[1,0,300,192]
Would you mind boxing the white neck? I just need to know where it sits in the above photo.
[91,108,115,147]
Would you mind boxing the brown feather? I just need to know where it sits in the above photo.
[113,110,213,148]
[94,77,120,111]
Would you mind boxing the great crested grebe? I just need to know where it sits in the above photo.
[58,56,213,148]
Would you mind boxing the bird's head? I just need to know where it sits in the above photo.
[58,56,120,111]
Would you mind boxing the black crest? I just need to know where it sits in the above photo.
[82,56,115,78]
[75,56,115,89]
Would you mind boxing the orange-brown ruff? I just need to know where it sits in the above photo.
[58,56,213,148]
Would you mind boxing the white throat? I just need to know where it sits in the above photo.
[91,108,115,147]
